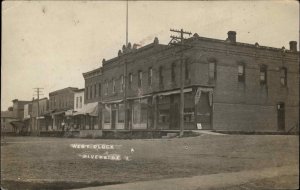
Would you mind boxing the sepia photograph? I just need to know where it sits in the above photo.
[1,1,299,189]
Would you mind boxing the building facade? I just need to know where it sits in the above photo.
[49,87,78,131]
[85,31,299,132]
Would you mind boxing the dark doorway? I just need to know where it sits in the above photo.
[111,110,116,129]
[277,102,285,131]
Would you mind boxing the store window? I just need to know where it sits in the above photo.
[118,104,125,123]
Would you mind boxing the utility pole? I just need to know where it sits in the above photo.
[34,88,44,136]
[170,29,192,137]
[124,0,129,130]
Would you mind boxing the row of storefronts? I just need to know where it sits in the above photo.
[66,86,214,132]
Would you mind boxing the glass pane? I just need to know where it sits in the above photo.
[118,104,125,123]
[238,65,244,74]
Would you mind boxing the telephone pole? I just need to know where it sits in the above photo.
[170,28,192,137]
[33,88,44,136]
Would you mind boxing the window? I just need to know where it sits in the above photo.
[86,87,89,100]
[280,67,287,86]
[98,83,101,97]
[185,62,190,80]
[129,73,133,89]
[159,66,163,86]
[209,62,216,80]
[112,79,116,93]
[105,81,108,95]
[89,85,93,99]
[118,104,125,123]
[260,65,267,85]
[238,64,245,82]
[171,63,176,83]
[120,75,124,92]
[94,84,97,98]
[76,97,79,109]
[103,105,111,123]
[148,67,152,86]
[138,70,142,88]
[79,96,82,108]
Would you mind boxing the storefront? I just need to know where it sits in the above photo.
[102,100,125,130]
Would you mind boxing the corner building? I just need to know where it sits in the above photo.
[84,31,299,132]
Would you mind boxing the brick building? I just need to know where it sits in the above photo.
[84,31,299,133]
[49,87,78,130]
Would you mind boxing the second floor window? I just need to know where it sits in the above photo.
[129,73,133,89]
[148,67,152,86]
[76,97,79,108]
[94,84,97,98]
[260,65,267,85]
[89,85,93,99]
[159,66,163,86]
[209,62,216,81]
[171,63,176,83]
[86,87,89,100]
[79,96,82,108]
[112,79,116,94]
[138,70,142,88]
[120,75,124,92]
[280,67,287,86]
[98,83,101,97]
[238,64,245,82]
[105,81,108,95]
[185,62,190,80]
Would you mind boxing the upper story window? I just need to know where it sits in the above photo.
[280,67,287,86]
[171,63,176,83]
[85,87,89,100]
[120,75,124,92]
[76,97,79,109]
[98,83,101,97]
[148,67,153,86]
[94,84,97,98]
[112,78,116,94]
[79,96,82,108]
[238,64,245,82]
[260,65,267,85]
[129,73,133,89]
[138,70,143,88]
[209,62,216,81]
[185,62,190,80]
[159,66,163,86]
[89,85,93,99]
[106,81,109,95]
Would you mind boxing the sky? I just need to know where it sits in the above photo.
[1,1,299,111]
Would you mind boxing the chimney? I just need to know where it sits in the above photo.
[227,31,236,43]
[289,41,297,52]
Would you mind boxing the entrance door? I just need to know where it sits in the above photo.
[277,103,285,131]
[111,110,116,129]
[169,95,180,129]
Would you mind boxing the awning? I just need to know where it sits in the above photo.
[51,110,66,116]
[73,102,98,116]
[10,121,26,129]
[155,88,193,96]
[127,94,152,100]
[101,99,124,104]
